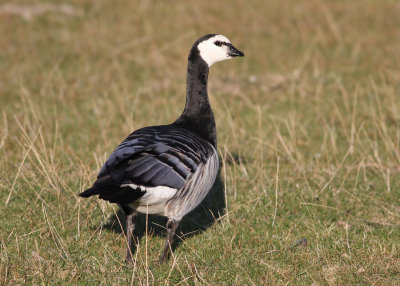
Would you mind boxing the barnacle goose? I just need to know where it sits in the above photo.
[79,34,244,263]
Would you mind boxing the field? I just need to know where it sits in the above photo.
[1,0,400,284]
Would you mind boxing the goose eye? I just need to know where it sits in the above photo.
[214,41,222,47]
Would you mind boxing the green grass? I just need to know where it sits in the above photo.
[1,0,400,284]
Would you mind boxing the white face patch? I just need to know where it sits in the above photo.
[197,35,232,67]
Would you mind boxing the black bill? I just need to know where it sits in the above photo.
[227,43,244,57]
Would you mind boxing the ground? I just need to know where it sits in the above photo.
[0,0,400,285]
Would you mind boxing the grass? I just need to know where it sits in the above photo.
[1,0,400,284]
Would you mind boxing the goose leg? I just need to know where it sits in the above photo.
[125,210,138,263]
[159,219,180,263]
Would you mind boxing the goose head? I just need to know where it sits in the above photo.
[193,34,244,67]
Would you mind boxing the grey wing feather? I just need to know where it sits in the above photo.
[84,125,216,205]
[167,148,219,219]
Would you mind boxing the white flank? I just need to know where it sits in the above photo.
[198,35,232,67]
[120,183,177,216]
[166,146,219,220]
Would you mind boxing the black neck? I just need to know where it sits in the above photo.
[175,49,217,147]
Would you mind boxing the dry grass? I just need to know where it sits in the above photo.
[1,0,400,284]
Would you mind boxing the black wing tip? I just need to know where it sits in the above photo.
[79,188,95,198]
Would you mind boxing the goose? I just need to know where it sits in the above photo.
[79,34,244,263]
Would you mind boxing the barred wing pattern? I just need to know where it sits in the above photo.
[82,124,218,216]
[166,149,219,219]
